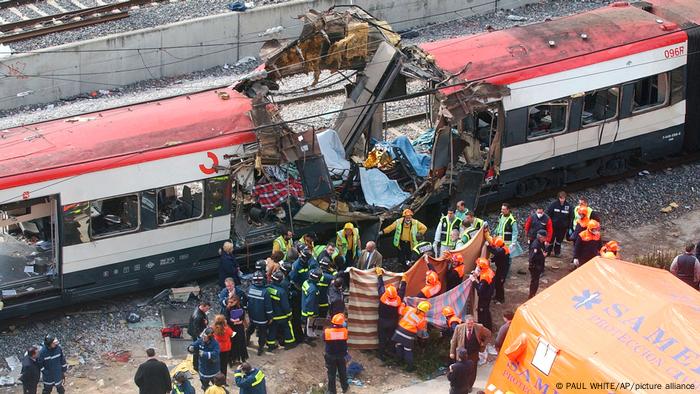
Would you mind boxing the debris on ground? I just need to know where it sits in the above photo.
[170,286,201,302]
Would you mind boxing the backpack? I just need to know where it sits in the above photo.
[161,325,182,338]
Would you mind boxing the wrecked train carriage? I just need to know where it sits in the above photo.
[231,7,508,241]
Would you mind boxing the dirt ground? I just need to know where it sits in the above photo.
[2,209,697,394]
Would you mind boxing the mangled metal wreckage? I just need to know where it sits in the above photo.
[230,6,509,241]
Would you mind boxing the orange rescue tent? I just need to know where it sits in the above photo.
[486,257,700,394]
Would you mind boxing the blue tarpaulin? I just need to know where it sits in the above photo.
[359,168,410,209]
[374,135,431,177]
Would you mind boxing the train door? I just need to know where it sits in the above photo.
[0,195,61,305]
[577,87,620,150]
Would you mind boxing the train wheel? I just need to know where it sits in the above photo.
[598,156,627,177]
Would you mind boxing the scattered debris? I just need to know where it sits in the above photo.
[228,1,246,12]
[235,56,257,66]
[103,350,131,363]
[259,26,284,37]
[507,14,528,21]
[169,286,201,302]
[126,312,141,323]
[638,170,650,176]
[16,90,34,97]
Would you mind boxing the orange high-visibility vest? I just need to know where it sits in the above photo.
[398,307,427,334]
[324,327,348,341]
[421,283,441,298]
[454,264,465,279]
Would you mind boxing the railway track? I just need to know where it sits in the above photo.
[0,0,179,44]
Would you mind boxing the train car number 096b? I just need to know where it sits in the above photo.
[664,46,684,58]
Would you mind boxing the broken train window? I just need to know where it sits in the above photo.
[527,100,568,139]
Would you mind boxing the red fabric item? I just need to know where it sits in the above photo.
[214,326,234,352]
[252,178,305,209]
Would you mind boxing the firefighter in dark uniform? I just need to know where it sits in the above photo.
[247,271,274,355]
[324,313,350,394]
[317,257,336,318]
[376,268,406,360]
[445,252,466,292]
[546,191,573,256]
[528,230,548,299]
[267,271,295,349]
[302,268,322,342]
[441,306,462,338]
[486,236,510,304]
[470,258,495,331]
[289,245,318,344]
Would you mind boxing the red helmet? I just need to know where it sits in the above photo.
[384,284,398,299]
[426,270,439,285]
[442,306,455,318]
[491,237,505,247]
[577,206,588,216]
[452,253,464,265]
[476,257,490,270]
[331,313,346,326]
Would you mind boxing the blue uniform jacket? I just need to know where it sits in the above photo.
[38,345,67,386]
[218,286,247,314]
[267,283,291,319]
[317,272,335,308]
[219,252,240,287]
[191,338,220,379]
[234,368,267,394]
[289,258,318,289]
[171,379,196,394]
[247,284,273,324]
[301,280,320,317]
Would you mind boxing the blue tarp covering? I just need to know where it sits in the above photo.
[374,135,431,177]
[359,168,410,209]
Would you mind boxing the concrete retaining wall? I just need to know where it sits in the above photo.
[0,0,536,111]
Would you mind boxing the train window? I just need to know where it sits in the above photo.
[527,100,568,139]
[630,73,668,113]
[205,176,230,218]
[62,202,91,246]
[156,181,204,226]
[90,194,140,238]
[581,87,619,126]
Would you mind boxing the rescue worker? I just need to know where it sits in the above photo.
[272,227,294,261]
[470,258,494,331]
[316,244,337,267]
[289,245,318,343]
[434,208,462,256]
[670,241,700,289]
[336,222,361,269]
[247,271,274,355]
[571,206,590,241]
[572,197,593,230]
[494,203,521,257]
[328,276,345,316]
[460,211,486,244]
[455,200,468,221]
[218,277,246,314]
[573,220,603,268]
[189,328,220,390]
[302,268,322,341]
[171,371,195,394]
[317,257,336,317]
[267,271,295,349]
[445,252,466,291]
[448,229,463,251]
[523,207,553,247]
[324,313,350,394]
[376,268,406,360]
[234,363,267,394]
[411,233,434,263]
[38,335,67,394]
[442,306,462,338]
[187,301,210,372]
[20,346,40,394]
[546,191,573,256]
[392,300,431,372]
[600,240,621,259]
[299,232,324,259]
[486,236,510,304]
[528,230,548,299]
[415,261,441,298]
[382,209,428,269]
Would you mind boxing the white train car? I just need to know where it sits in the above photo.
[0,90,257,318]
